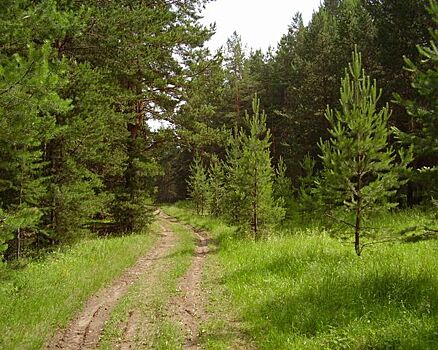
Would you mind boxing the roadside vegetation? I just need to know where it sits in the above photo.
[163,203,438,349]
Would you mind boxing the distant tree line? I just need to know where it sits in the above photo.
[166,0,437,208]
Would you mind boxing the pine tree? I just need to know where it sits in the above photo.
[0,38,70,257]
[319,47,412,256]
[224,96,284,238]
[208,155,225,217]
[45,63,127,240]
[225,32,246,125]
[273,157,293,218]
[69,0,211,231]
[188,155,209,215]
[0,0,213,252]
[393,0,438,198]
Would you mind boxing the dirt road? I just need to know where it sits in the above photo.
[45,212,210,350]
[45,212,180,349]
[45,211,252,350]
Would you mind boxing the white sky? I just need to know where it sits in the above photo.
[199,0,322,53]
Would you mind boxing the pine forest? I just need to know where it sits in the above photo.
[0,0,437,349]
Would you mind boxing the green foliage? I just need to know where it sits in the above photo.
[166,0,435,210]
[319,48,412,255]
[297,154,321,215]
[224,96,285,237]
[111,138,162,232]
[0,33,70,256]
[225,32,246,125]
[208,155,225,217]
[364,0,432,101]
[0,0,212,255]
[393,0,438,198]
[188,155,209,215]
[259,0,378,179]
[0,208,41,257]
[273,157,293,218]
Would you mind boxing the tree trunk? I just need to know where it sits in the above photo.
[253,165,258,240]
[355,207,361,256]
[355,167,363,256]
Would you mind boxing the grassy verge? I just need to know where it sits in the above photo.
[164,203,438,350]
[0,229,157,350]
[199,252,257,350]
[99,221,196,350]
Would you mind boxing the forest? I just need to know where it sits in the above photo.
[0,0,437,349]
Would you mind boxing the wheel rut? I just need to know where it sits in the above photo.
[45,212,177,350]
[163,213,211,350]
[118,309,139,350]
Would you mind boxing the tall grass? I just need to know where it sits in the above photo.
[164,203,438,349]
[0,230,156,350]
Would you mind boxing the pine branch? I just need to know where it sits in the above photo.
[324,212,356,229]
[0,60,35,96]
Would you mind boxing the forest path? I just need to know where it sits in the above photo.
[45,211,253,350]
[161,211,256,350]
[45,212,179,350]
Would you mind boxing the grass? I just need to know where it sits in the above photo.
[164,202,438,350]
[99,221,196,350]
[198,252,256,350]
[0,230,157,350]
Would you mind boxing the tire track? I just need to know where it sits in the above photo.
[45,212,177,350]
[118,310,139,350]
[162,213,211,350]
